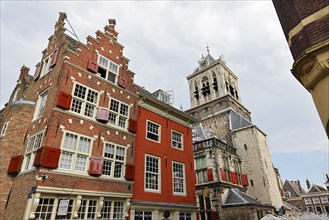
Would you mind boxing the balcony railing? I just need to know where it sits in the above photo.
[193,137,237,154]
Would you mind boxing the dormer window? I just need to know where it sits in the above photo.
[97,54,119,84]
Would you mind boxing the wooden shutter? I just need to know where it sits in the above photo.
[220,168,227,182]
[231,171,237,184]
[88,156,104,176]
[87,59,98,73]
[96,107,109,122]
[7,155,23,174]
[118,76,126,88]
[33,147,45,167]
[242,174,249,186]
[207,168,214,181]
[125,164,135,181]
[128,119,137,133]
[50,47,59,67]
[211,211,217,220]
[57,92,72,110]
[34,62,42,81]
[41,147,60,169]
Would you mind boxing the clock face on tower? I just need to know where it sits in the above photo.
[201,61,206,68]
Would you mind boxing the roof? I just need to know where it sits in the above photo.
[284,180,306,196]
[222,188,271,208]
[308,184,327,193]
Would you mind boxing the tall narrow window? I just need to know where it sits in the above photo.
[173,162,185,194]
[108,98,130,129]
[23,131,44,170]
[172,130,183,150]
[59,132,92,172]
[71,83,99,118]
[0,121,9,137]
[146,120,160,142]
[100,200,124,220]
[102,142,126,178]
[97,54,119,83]
[145,155,160,191]
[34,89,48,120]
[77,199,97,219]
[195,157,207,183]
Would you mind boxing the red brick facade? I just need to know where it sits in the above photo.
[1,13,139,219]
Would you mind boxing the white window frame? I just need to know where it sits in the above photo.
[97,54,119,84]
[70,83,99,119]
[58,131,93,173]
[172,161,186,195]
[172,130,183,150]
[22,130,44,171]
[321,196,329,204]
[146,120,161,143]
[304,198,312,205]
[40,54,54,78]
[77,198,98,219]
[100,200,125,220]
[179,212,192,220]
[145,154,161,193]
[102,141,127,179]
[134,211,152,220]
[33,89,48,120]
[108,98,130,130]
[0,121,10,137]
[195,157,207,183]
[312,197,321,205]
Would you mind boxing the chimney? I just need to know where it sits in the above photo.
[18,65,30,83]
[297,180,302,193]
[325,174,329,191]
[306,179,311,189]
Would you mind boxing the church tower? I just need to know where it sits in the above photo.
[186,48,283,207]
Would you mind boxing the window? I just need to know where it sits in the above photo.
[173,162,185,194]
[40,53,55,77]
[312,197,320,205]
[0,121,9,137]
[223,156,232,182]
[97,54,119,83]
[180,213,192,220]
[23,131,44,170]
[34,198,55,220]
[33,89,48,120]
[146,120,160,142]
[307,206,314,212]
[108,99,130,129]
[71,83,99,118]
[78,199,97,219]
[315,206,323,214]
[195,157,207,183]
[304,198,312,205]
[102,142,127,178]
[100,200,124,220]
[135,211,152,220]
[321,196,329,204]
[55,199,74,219]
[284,191,291,198]
[59,132,92,172]
[145,155,160,192]
[172,130,183,150]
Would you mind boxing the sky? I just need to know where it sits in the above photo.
[1,1,328,190]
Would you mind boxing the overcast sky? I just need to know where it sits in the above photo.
[1,1,328,189]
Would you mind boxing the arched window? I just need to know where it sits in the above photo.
[201,76,210,96]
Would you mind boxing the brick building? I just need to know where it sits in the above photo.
[185,50,283,218]
[130,87,198,220]
[272,0,329,137]
[1,13,139,219]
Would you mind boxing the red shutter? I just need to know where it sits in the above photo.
[34,62,41,81]
[231,171,237,184]
[96,107,109,122]
[50,47,59,67]
[128,119,137,133]
[211,211,217,220]
[242,174,249,186]
[118,76,126,88]
[33,147,45,167]
[207,168,214,181]
[87,59,98,73]
[41,147,60,169]
[220,168,227,182]
[57,92,72,110]
[7,155,23,174]
[88,156,104,176]
[125,164,135,181]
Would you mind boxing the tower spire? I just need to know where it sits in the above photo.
[206,44,210,55]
